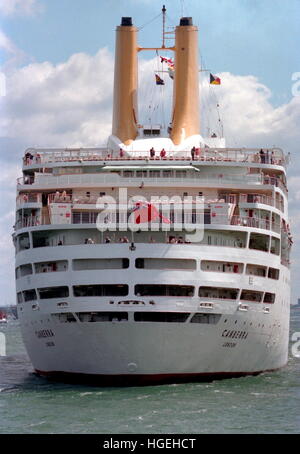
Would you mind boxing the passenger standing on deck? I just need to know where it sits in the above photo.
[259,149,265,163]
[160,148,166,158]
[191,146,196,160]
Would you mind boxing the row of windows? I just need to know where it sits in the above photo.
[15,259,280,280]
[17,285,276,303]
[51,311,221,324]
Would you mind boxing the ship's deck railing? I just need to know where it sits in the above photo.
[16,193,41,206]
[230,215,281,233]
[22,147,287,167]
[16,174,259,186]
[17,172,287,194]
[15,192,284,213]
[264,176,287,193]
[15,228,289,265]
[22,231,248,249]
[15,215,49,230]
[44,193,284,212]
[17,232,286,260]
[31,237,246,249]
[238,194,284,211]
[14,213,281,234]
[72,213,281,234]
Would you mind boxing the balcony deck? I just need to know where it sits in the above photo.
[16,171,288,194]
[23,146,288,168]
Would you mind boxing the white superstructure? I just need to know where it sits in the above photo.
[13,12,292,385]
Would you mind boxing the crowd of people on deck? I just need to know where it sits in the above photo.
[24,151,41,165]
[104,236,129,243]
[23,147,282,166]
[168,235,191,244]
[81,235,192,245]
[259,149,276,164]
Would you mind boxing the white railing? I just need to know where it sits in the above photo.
[22,147,287,167]
[17,170,288,196]
[29,235,247,248]
[48,193,72,203]
[15,211,281,234]
[16,193,41,206]
[17,172,265,187]
[72,212,99,224]
[230,215,281,233]
[263,176,287,193]
[239,194,284,211]
[15,215,49,230]
[45,192,284,212]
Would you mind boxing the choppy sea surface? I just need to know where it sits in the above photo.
[0,310,299,434]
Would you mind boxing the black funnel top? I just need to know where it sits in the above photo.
[121,17,133,26]
[179,17,193,26]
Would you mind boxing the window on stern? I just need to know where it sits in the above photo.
[240,290,263,303]
[23,289,37,302]
[73,284,128,297]
[134,312,189,322]
[190,313,221,324]
[75,312,128,322]
[38,286,69,299]
[268,267,280,280]
[135,284,194,297]
[199,287,239,300]
[263,293,275,304]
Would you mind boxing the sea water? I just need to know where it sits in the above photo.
[0,311,299,434]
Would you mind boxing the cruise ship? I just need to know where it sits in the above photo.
[14,10,292,385]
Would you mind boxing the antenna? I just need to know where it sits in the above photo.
[138,6,174,53]
[162,5,166,48]
[180,0,184,17]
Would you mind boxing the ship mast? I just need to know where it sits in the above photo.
[138,5,174,53]
[162,4,166,48]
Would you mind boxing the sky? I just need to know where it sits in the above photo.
[0,0,300,305]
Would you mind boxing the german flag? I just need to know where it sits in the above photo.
[210,73,221,85]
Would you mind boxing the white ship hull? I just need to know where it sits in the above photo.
[16,243,290,385]
[21,317,290,384]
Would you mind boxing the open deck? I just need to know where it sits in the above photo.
[23,146,288,168]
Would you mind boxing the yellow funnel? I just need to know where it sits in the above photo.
[170,17,200,145]
[112,17,138,145]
